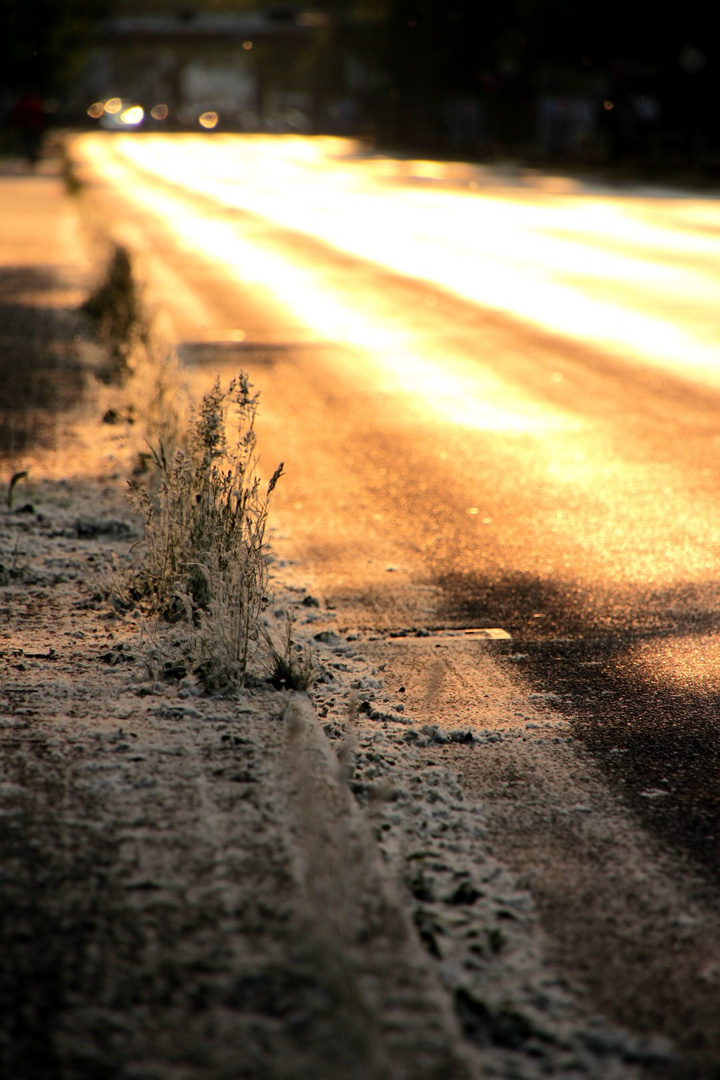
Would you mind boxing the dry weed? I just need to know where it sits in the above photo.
[82,244,149,384]
[263,613,318,692]
[86,245,287,691]
[130,374,283,689]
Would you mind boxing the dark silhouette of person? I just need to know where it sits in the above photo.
[12,92,45,166]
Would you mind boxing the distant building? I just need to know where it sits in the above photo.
[73,10,334,133]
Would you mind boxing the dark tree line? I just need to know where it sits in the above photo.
[0,0,112,96]
[364,1,719,164]
[379,1,715,83]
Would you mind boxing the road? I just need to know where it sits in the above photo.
[71,133,720,1076]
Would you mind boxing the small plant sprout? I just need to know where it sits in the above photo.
[7,470,28,510]
[263,611,318,692]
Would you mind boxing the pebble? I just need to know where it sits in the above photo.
[528,692,562,705]
[313,630,343,645]
[421,724,448,745]
[0,782,27,798]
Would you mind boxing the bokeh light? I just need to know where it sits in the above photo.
[120,105,144,126]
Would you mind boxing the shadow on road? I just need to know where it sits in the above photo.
[0,267,86,456]
[435,568,720,882]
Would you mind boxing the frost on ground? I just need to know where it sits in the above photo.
[280,600,674,1079]
[0,474,476,1080]
[0,167,677,1079]
[0,478,666,1080]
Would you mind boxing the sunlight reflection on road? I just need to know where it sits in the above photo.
[79,133,720,390]
[75,136,572,436]
[624,634,720,693]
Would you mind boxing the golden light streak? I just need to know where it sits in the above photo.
[74,136,566,437]
[95,134,720,390]
[623,635,720,693]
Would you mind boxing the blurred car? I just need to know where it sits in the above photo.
[89,98,145,130]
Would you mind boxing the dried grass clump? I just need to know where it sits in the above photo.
[263,613,319,692]
[82,244,149,384]
[131,373,283,689]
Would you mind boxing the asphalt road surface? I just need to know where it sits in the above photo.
[71,133,720,1075]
